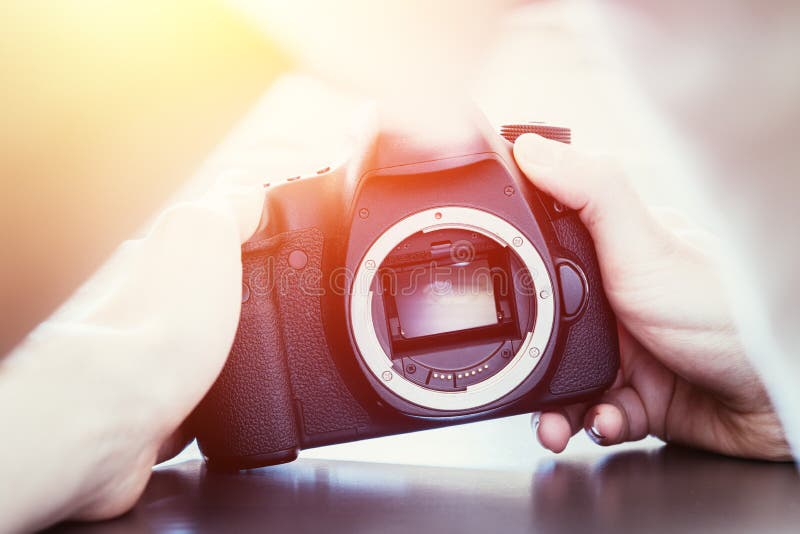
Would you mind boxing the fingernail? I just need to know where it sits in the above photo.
[588,418,605,443]
[515,134,563,168]
[531,412,541,435]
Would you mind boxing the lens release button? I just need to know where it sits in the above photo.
[558,262,586,318]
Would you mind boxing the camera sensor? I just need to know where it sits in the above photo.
[391,257,498,339]
[371,228,532,392]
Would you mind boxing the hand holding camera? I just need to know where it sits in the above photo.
[514,134,790,461]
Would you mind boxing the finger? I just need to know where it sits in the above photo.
[156,426,193,464]
[533,403,587,453]
[513,134,668,269]
[204,169,268,243]
[584,387,650,446]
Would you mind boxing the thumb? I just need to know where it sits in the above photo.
[513,133,668,267]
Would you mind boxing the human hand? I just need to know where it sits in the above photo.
[513,133,791,461]
[0,174,265,531]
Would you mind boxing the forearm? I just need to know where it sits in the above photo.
[0,189,262,531]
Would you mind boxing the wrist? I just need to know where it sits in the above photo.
[0,321,165,530]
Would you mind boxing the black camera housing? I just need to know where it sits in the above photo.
[191,112,619,470]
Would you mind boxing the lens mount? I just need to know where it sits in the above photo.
[349,206,555,412]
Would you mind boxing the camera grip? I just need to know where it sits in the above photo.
[548,212,619,396]
[268,229,372,444]
[192,238,300,469]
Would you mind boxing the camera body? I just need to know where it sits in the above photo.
[191,111,619,470]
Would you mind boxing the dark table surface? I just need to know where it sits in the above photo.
[51,446,800,534]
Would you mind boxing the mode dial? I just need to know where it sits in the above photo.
[499,123,571,144]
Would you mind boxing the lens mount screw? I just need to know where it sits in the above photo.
[504,186,515,196]
[406,364,417,374]
[381,370,393,381]
[539,288,551,299]
[529,347,540,358]
[365,259,376,270]
[359,208,369,219]
[512,236,523,247]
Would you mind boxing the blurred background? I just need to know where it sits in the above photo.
[2,0,721,469]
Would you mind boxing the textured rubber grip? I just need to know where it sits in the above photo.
[192,236,299,468]
[192,227,373,468]
[266,228,372,442]
[548,213,619,395]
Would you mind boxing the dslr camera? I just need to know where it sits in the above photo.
[192,110,619,469]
